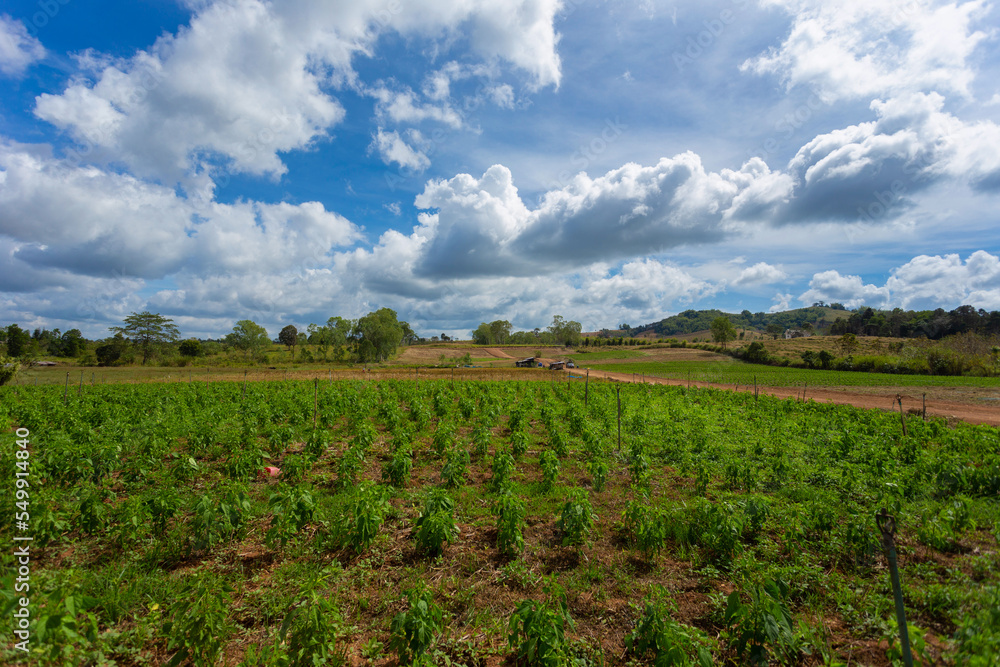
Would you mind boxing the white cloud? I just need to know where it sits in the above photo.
[369,85,464,129]
[370,128,431,171]
[797,251,1000,310]
[0,15,45,78]
[734,262,788,287]
[30,0,563,189]
[769,293,794,313]
[744,0,991,102]
[798,270,891,308]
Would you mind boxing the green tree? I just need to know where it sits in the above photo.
[59,329,85,357]
[226,320,270,360]
[109,312,180,365]
[279,324,298,359]
[765,323,784,340]
[837,333,859,356]
[4,324,31,358]
[472,322,492,345]
[353,308,404,363]
[179,339,203,357]
[546,315,582,346]
[710,317,738,349]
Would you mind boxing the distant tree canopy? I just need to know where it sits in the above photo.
[110,312,180,365]
[226,320,270,360]
[472,320,513,345]
[710,317,737,349]
[353,308,404,363]
[546,315,582,346]
[4,324,31,358]
[279,325,298,358]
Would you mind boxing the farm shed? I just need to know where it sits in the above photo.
[548,361,566,370]
[515,357,536,368]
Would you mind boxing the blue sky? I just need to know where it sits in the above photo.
[1,0,999,339]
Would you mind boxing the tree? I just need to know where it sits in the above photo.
[96,333,128,366]
[547,315,582,347]
[109,312,180,365]
[227,320,270,360]
[765,323,784,340]
[59,329,85,357]
[837,333,859,356]
[710,317,737,349]
[353,308,404,363]
[179,339,203,357]
[279,325,298,359]
[4,324,31,358]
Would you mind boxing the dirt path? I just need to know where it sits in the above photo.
[578,368,1000,428]
[481,348,515,359]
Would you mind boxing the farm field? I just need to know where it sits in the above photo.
[2,378,999,666]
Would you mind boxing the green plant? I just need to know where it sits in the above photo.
[539,449,560,493]
[188,487,251,553]
[265,485,316,547]
[336,446,365,490]
[163,571,234,666]
[490,450,516,491]
[723,579,798,666]
[279,568,348,667]
[511,430,530,459]
[432,422,455,458]
[621,496,668,561]
[626,586,713,666]
[472,422,493,459]
[587,457,609,492]
[383,446,413,488]
[441,446,470,489]
[342,481,390,553]
[390,583,445,665]
[508,580,575,667]
[557,488,595,547]
[414,489,459,557]
[494,489,527,556]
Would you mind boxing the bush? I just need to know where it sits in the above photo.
[494,489,527,556]
[508,581,575,667]
[557,488,595,547]
[390,584,445,665]
[626,586,713,666]
[414,489,458,557]
[341,482,390,552]
[163,571,234,666]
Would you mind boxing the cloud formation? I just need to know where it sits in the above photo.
[0,15,44,77]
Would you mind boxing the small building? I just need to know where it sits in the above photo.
[515,357,536,368]
[784,329,809,339]
[548,361,566,371]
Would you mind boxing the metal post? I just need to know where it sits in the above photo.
[876,509,913,667]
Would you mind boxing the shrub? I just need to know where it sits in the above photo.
[441,446,470,489]
[490,450,516,491]
[342,482,390,553]
[557,488,595,547]
[626,586,713,666]
[494,489,527,556]
[280,569,348,667]
[539,450,560,493]
[265,485,316,548]
[383,447,413,488]
[390,583,445,665]
[508,581,575,667]
[163,571,234,666]
[414,489,459,557]
[723,579,798,666]
[587,457,609,492]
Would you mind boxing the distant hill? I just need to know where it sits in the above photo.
[630,307,850,337]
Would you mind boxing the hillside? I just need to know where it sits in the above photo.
[631,306,849,337]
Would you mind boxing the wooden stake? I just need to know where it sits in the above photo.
[922,393,926,421]
[585,369,590,406]
[313,378,318,430]
[616,385,622,453]
[242,370,247,400]
[78,370,83,395]
[896,395,907,437]
[63,372,69,405]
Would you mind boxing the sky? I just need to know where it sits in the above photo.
[1,0,999,340]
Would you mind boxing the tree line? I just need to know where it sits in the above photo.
[470,316,583,346]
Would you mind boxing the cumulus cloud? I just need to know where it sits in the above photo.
[370,128,431,171]
[31,0,563,188]
[0,15,45,77]
[798,252,1000,310]
[769,293,794,313]
[744,0,990,102]
[408,156,791,278]
[733,262,788,287]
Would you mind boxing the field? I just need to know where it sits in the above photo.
[2,376,999,666]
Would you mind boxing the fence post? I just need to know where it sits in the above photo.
[876,509,913,667]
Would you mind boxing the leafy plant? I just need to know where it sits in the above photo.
[508,580,575,667]
[723,579,798,666]
[188,486,251,553]
[383,446,413,488]
[441,446,470,489]
[163,571,234,666]
[490,450,517,491]
[626,585,713,666]
[279,568,348,667]
[265,485,316,547]
[494,489,527,556]
[621,496,668,561]
[588,457,609,493]
[557,488,595,547]
[342,481,390,552]
[336,446,365,490]
[414,489,459,557]
[390,583,445,665]
[539,449,560,493]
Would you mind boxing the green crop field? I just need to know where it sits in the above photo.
[1,379,998,666]
[585,358,1000,389]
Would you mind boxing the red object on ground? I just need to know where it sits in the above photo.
[260,466,281,478]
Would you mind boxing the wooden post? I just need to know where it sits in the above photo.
[313,378,318,430]
[922,393,926,421]
[242,370,247,400]
[64,372,69,405]
[78,370,83,395]
[616,385,622,453]
[897,395,907,436]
